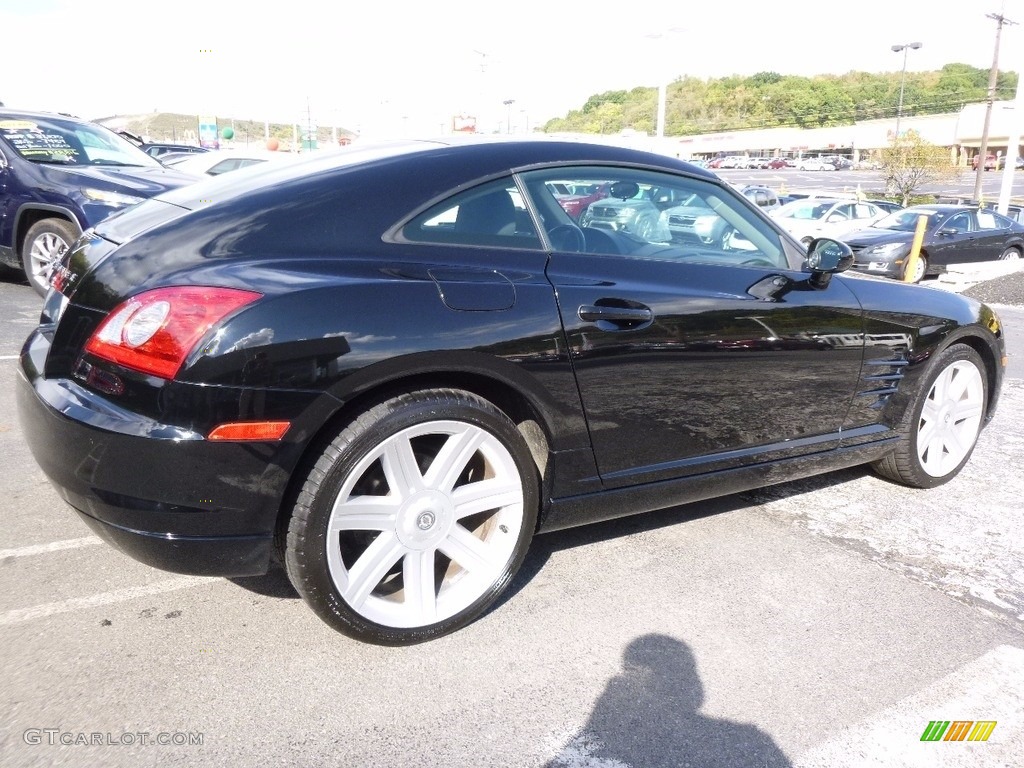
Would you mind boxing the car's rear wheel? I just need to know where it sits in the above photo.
[872,344,987,488]
[285,388,538,645]
[22,218,80,297]
[999,246,1021,261]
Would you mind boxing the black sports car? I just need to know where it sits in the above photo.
[845,204,1024,283]
[17,138,1007,644]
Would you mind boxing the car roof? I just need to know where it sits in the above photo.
[0,107,88,124]
[156,137,720,211]
[904,204,980,213]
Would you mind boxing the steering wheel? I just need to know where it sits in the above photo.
[740,258,777,268]
[548,224,586,253]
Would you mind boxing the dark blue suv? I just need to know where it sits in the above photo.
[0,109,196,295]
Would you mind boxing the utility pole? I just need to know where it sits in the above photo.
[974,8,1017,202]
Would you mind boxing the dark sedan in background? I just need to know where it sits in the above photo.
[17,138,1006,645]
[845,204,1024,282]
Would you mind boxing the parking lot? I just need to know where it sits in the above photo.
[1,263,1023,767]
[715,166,1024,203]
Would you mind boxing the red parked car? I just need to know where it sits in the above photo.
[551,181,610,220]
[972,154,998,171]
[767,158,788,169]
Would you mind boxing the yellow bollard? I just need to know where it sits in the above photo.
[903,214,929,282]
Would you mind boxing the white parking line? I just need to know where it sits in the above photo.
[0,576,216,627]
[0,355,19,360]
[0,537,102,559]
[795,645,1024,767]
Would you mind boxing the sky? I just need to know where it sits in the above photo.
[1,0,1022,138]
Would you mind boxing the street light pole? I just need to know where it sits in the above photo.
[891,41,922,142]
[644,26,684,140]
[503,99,515,134]
[974,9,1017,203]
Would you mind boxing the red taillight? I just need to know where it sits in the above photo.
[84,286,262,379]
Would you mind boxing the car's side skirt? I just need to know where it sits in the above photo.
[538,437,898,533]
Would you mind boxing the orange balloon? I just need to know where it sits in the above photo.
[266,138,279,151]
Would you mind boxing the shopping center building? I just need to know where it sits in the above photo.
[558,101,1022,165]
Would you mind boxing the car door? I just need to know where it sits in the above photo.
[928,211,982,266]
[522,167,866,489]
[973,209,1016,260]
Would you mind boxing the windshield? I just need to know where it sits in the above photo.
[874,209,947,232]
[0,116,160,167]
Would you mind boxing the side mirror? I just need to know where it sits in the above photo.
[937,228,957,236]
[806,237,853,289]
[609,181,640,201]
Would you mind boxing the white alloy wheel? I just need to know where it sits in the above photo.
[872,344,988,488]
[285,389,538,644]
[22,218,80,297]
[915,360,985,478]
[325,419,525,628]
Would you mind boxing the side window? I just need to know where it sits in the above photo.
[976,211,1007,230]
[402,179,541,249]
[853,204,876,219]
[518,166,791,270]
[945,213,971,234]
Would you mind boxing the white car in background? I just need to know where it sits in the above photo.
[796,157,834,171]
[166,149,296,177]
[769,198,887,245]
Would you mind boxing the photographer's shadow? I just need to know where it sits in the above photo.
[547,634,792,768]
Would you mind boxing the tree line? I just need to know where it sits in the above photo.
[542,63,1018,136]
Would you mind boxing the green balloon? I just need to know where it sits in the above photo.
[221,127,234,140]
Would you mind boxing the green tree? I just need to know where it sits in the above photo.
[880,130,959,206]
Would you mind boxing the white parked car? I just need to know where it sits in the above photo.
[167,149,297,177]
[769,198,887,245]
[797,157,834,171]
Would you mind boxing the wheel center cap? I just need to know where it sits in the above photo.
[938,403,954,425]
[396,491,454,550]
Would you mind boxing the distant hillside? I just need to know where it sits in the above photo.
[97,112,356,148]
[543,63,1019,136]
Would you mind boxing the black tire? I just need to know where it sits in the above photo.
[999,246,1021,261]
[872,344,987,488]
[285,388,539,645]
[21,218,80,297]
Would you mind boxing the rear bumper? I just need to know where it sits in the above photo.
[16,328,324,577]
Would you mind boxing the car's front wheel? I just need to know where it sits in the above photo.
[285,389,539,644]
[21,218,80,297]
[999,246,1021,261]
[904,253,928,283]
[872,344,987,488]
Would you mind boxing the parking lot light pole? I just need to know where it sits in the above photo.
[503,100,515,134]
[891,42,922,142]
[645,26,685,139]
[997,49,1024,214]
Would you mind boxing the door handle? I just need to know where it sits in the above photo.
[578,304,653,324]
